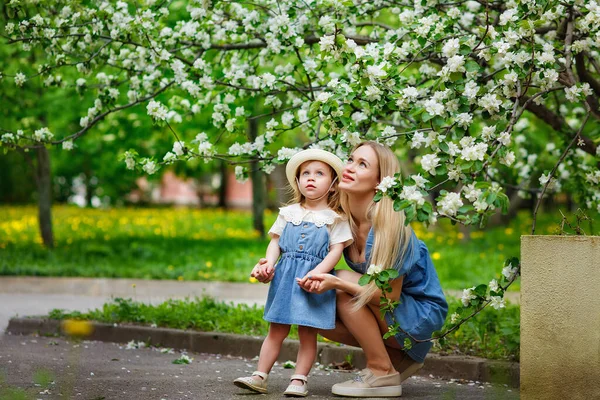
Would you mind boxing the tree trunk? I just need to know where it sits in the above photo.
[270,164,292,207]
[218,160,228,209]
[36,146,54,248]
[248,119,265,237]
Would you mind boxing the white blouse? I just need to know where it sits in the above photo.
[268,203,353,247]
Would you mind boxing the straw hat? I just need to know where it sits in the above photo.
[285,149,345,192]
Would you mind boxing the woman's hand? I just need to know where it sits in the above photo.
[296,273,338,294]
[250,258,274,283]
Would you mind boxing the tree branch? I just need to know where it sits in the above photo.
[532,108,591,234]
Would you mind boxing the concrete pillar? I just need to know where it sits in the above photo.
[521,236,600,400]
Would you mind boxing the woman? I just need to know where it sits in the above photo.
[256,141,448,397]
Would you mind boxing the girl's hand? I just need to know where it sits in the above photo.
[251,258,274,283]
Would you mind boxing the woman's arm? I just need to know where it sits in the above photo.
[303,269,404,307]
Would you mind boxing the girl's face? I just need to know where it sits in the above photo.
[297,160,335,201]
[339,145,380,195]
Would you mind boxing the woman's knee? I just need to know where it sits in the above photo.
[336,290,357,316]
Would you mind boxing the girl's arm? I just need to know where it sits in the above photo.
[251,236,280,281]
[296,243,343,291]
[311,243,344,274]
[264,236,281,268]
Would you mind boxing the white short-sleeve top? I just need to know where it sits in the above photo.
[268,203,353,247]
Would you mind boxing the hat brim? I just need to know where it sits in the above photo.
[285,149,345,191]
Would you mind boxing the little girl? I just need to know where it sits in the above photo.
[233,149,353,397]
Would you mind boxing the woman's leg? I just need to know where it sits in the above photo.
[294,325,317,385]
[336,290,395,375]
[318,270,419,376]
[256,322,291,378]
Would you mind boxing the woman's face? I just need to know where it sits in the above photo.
[339,145,380,195]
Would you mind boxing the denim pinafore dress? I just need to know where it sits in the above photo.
[263,206,347,330]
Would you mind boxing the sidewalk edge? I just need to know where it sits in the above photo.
[5,317,519,388]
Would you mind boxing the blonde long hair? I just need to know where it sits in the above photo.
[341,141,414,310]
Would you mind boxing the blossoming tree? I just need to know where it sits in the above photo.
[2,0,600,344]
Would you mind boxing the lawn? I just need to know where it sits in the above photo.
[47,295,520,361]
[0,205,571,291]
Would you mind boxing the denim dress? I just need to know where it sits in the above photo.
[264,204,352,330]
[344,229,448,363]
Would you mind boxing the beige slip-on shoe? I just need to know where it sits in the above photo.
[233,370,268,393]
[284,374,308,397]
[332,368,402,397]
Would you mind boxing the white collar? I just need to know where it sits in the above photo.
[279,203,341,227]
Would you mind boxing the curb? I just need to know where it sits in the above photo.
[6,317,519,388]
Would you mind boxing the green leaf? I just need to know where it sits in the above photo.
[465,60,480,72]
[394,199,410,212]
[373,191,383,202]
[422,112,434,122]
[439,141,450,153]
[358,274,371,286]
[387,269,399,279]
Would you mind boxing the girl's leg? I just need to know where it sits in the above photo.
[293,326,317,385]
[255,322,291,379]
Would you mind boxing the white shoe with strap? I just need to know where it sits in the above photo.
[233,370,268,393]
[284,374,308,397]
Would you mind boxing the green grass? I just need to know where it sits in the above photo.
[47,296,520,361]
[0,205,581,291]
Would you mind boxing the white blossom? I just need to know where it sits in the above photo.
[502,263,518,280]
[277,147,300,161]
[442,38,460,58]
[14,72,26,87]
[367,264,383,275]
[341,131,361,146]
[400,185,426,206]
[420,153,440,175]
[147,100,168,121]
[437,192,463,216]
[461,287,477,306]
[142,160,158,175]
[235,165,248,183]
[489,279,500,293]
[376,176,397,193]
[163,152,177,164]
[450,313,460,324]
[489,296,506,310]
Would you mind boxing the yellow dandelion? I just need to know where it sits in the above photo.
[504,228,514,235]
[457,232,464,240]
[432,252,441,260]
[61,319,94,337]
[497,244,504,250]
[249,277,258,283]
[132,284,136,288]
[205,261,213,268]
[167,265,174,271]
[178,276,184,281]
